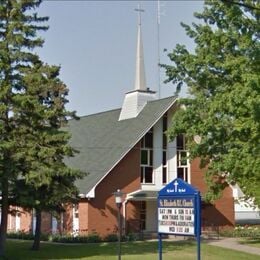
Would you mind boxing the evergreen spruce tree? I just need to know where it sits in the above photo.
[0,0,83,255]
[12,63,83,251]
[163,0,260,205]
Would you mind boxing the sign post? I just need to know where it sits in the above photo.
[157,178,201,260]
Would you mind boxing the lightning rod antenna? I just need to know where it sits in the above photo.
[157,0,161,98]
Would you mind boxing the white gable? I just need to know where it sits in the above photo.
[119,90,156,121]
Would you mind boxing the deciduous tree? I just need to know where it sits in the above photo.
[163,0,260,205]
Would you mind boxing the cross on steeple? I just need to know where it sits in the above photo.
[134,4,145,26]
[118,4,156,121]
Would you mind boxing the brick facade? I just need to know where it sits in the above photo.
[7,146,235,236]
[190,158,235,230]
[125,201,141,233]
[78,199,89,235]
[20,210,32,233]
[87,143,141,237]
[56,204,73,234]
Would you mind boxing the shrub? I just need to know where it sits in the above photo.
[219,225,260,239]
[87,234,102,243]
[102,232,140,242]
[7,231,139,244]
[125,232,139,241]
[7,231,48,241]
[52,233,102,243]
[103,233,118,242]
[7,231,34,240]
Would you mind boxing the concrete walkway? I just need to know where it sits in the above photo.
[207,237,260,256]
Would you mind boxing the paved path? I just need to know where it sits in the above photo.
[207,237,260,256]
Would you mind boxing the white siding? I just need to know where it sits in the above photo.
[167,109,177,181]
[15,211,20,231]
[168,139,177,181]
[119,91,156,121]
[145,201,157,231]
[72,206,79,235]
[52,217,58,234]
[232,184,260,224]
[153,118,163,189]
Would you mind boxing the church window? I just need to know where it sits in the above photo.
[177,134,189,182]
[141,128,153,184]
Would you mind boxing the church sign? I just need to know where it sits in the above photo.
[157,178,201,260]
[158,196,195,235]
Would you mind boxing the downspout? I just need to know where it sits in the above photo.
[122,200,128,236]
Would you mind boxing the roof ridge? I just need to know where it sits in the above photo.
[76,108,121,120]
[73,96,176,121]
[148,95,176,103]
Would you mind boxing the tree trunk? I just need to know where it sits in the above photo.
[0,177,9,257]
[31,209,41,251]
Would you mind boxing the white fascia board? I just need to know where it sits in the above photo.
[126,189,142,199]
[84,187,95,198]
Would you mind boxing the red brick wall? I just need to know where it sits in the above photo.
[87,143,141,237]
[6,146,235,235]
[6,206,75,235]
[63,204,73,234]
[7,206,31,232]
[190,158,208,193]
[126,201,141,233]
[41,211,52,234]
[6,207,53,235]
[190,158,235,229]
[20,210,32,232]
[7,207,32,233]
[79,199,88,235]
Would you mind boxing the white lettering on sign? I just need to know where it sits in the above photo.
[158,198,195,235]
[164,180,189,193]
[166,188,186,193]
[158,199,194,207]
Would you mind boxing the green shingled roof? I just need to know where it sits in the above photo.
[66,96,177,195]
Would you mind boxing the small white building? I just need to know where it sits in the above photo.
[232,184,260,224]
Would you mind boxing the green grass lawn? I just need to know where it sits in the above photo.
[239,238,260,248]
[4,239,259,260]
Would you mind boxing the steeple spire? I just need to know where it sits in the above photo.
[134,6,146,91]
[118,5,156,121]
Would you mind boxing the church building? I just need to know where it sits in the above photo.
[6,12,235,237]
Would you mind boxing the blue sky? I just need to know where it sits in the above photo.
[37,1,203,116]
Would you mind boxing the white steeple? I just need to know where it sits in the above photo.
[134,6,146,91]
[118,5,156,121]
